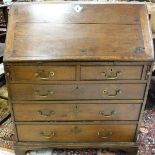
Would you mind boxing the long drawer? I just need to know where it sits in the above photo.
[16,124,137,142]
[81,65,143,80]
[10,83,146,101]
[10,65,76,81]
[13,103,141,121]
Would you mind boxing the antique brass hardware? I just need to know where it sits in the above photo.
[101,70,121,79]
[102,89,121,97]
[99,110,115,117]
[97,131,113,139]
[75,85,79,89]
[38,109,55,117]
[35,70,55,80]
[34,90,54,98]
[5,65,12,81]
[6,72,10,81]
[80,50,94,55]
[74,85,81,93]
[40,131,55,139]
[71,126,81,134]
[73,105,80,114]
[134,47,145,53]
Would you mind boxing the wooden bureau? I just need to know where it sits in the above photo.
[4,2,154,155]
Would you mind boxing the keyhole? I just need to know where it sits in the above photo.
[75,105,78,109]
[74,5,83,13]
[76,85,79,89]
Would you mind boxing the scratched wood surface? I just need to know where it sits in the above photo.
[4,2,154,62]
[3,2,154,155]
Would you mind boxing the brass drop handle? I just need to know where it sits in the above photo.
[35,71,55,80]
[34,90,54,98]
[40,131,55,139]
[101,71,121,79]
[99,110,115,118]
[38,109,55,117]
[102,89,121,97]
[97,131,113,139]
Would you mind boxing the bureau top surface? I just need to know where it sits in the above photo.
[4,2,154,62]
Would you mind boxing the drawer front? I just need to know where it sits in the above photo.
[11,66,76,81]
[17,124,136,142]
[10,83,146,101]
[81,66,143,80]
[13,103,141,121]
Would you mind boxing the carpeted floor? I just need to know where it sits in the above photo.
[0,118,15,150]
[0,85,9,124]
[137,109,155,155]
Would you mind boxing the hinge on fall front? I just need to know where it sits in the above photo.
[134,47,145,53]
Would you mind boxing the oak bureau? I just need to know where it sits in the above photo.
[4,2,154,155]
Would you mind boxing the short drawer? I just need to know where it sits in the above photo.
[17,124,136,142]
[10,83,146,101]
[13,103,141,121]
[11,65,76,81]
[81,66,143,80]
